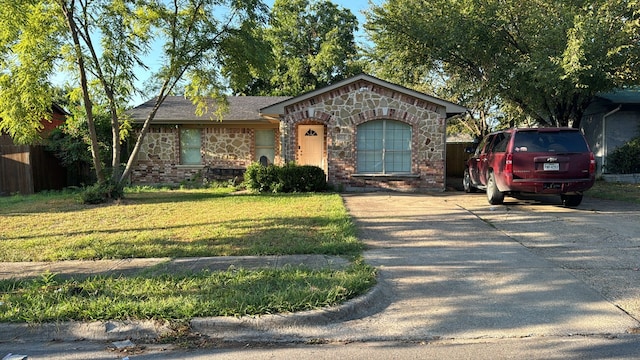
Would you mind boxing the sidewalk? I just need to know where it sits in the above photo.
[0,255,350,281]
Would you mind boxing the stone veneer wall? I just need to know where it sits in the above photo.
[280,79,446,191]
[131,126,270,185]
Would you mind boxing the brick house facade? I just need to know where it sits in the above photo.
[127,74,466,191]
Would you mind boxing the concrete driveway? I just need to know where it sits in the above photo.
[198,192,640,342]
[340,192,640,340]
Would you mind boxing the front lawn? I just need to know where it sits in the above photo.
[0,189,363,261]
[0,263,375,323]
[588,180,640,204]
[0,189,374,323]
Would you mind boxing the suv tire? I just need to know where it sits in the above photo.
[561,194,583,207]
[463,168,477,193]
[487,171,504,205]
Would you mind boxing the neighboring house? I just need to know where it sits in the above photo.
[0,104,69,195]
[127,74,466,191]
[581,88,640,175]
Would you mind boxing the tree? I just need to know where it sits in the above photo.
[0,0,270,193]
[235,0,362,96]
[366,0,640,128]
[361,52,496,138]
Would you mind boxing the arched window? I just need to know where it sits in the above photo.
[357,120,412,173]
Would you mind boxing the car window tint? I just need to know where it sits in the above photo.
[514,131,589,153]
[474,135,491,156]
[493,133,511,152]
[487,133,510,153]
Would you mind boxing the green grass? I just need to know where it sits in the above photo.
[0,189,373,323]
[0,190,362,261]
[0,262,376,323]
[588,180,640,204]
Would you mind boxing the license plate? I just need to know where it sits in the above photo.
[543,163,559,171]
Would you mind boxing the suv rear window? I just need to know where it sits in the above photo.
[513,130,589,153]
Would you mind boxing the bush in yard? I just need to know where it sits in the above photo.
[606,136,640,174]
[80,181,124,204]
[279,163,327,192]
[244,162,327,193]
[244,163,281,192]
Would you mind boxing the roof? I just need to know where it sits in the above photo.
[595,88,640,104]
[127,96,291,124]
[52,103,70,116]
[260,73,467,117]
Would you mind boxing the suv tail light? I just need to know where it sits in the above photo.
[589,152,596,175]
[505,153,513,174]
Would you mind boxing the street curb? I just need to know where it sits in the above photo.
[0,319,174,343]
[0,275,391,343]
[191,274,392,341]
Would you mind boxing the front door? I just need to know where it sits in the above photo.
[297,125,325,168]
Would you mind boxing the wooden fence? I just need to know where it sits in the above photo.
[446,142,473,178]
[0,139,67,195]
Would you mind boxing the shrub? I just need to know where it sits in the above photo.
[606,136,640,174]
[80,181,124,204]
[244,163,327,193]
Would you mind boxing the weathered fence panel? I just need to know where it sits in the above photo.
[446,142,473,178]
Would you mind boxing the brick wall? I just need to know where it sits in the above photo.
[131,126,271,185]
[280,79,446,191]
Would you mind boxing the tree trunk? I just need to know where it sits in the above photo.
[59,0,105,184]
[119,85,170,184]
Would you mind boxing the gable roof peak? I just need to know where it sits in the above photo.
[260,73,467,117]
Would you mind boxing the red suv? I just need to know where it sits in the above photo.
[463,128,596,207]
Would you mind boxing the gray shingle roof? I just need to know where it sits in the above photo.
[127,96,291,124]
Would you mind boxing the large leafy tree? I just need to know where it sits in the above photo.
[236,0,362,96]
[366,0,640,128]
[0,0,269,188]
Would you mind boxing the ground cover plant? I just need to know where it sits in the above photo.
[0,189,362,261]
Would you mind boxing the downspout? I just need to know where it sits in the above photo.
[602,105,622,173]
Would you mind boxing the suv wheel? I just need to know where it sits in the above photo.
[561,194,583,207]
[487,171,504,205]
[463,168,477,193]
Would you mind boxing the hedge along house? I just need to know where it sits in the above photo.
[127,74,466,191]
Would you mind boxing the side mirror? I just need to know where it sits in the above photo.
[465,146,476,154]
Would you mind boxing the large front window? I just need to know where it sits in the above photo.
[357,120,412,173]
[180,128,202,165]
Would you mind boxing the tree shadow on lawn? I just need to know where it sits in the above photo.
[0,191,329,215]
[2,215,362,261]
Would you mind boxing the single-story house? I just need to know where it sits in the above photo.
[581,88,640,175]
[0,104,69,195]
[127,74,466,191]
